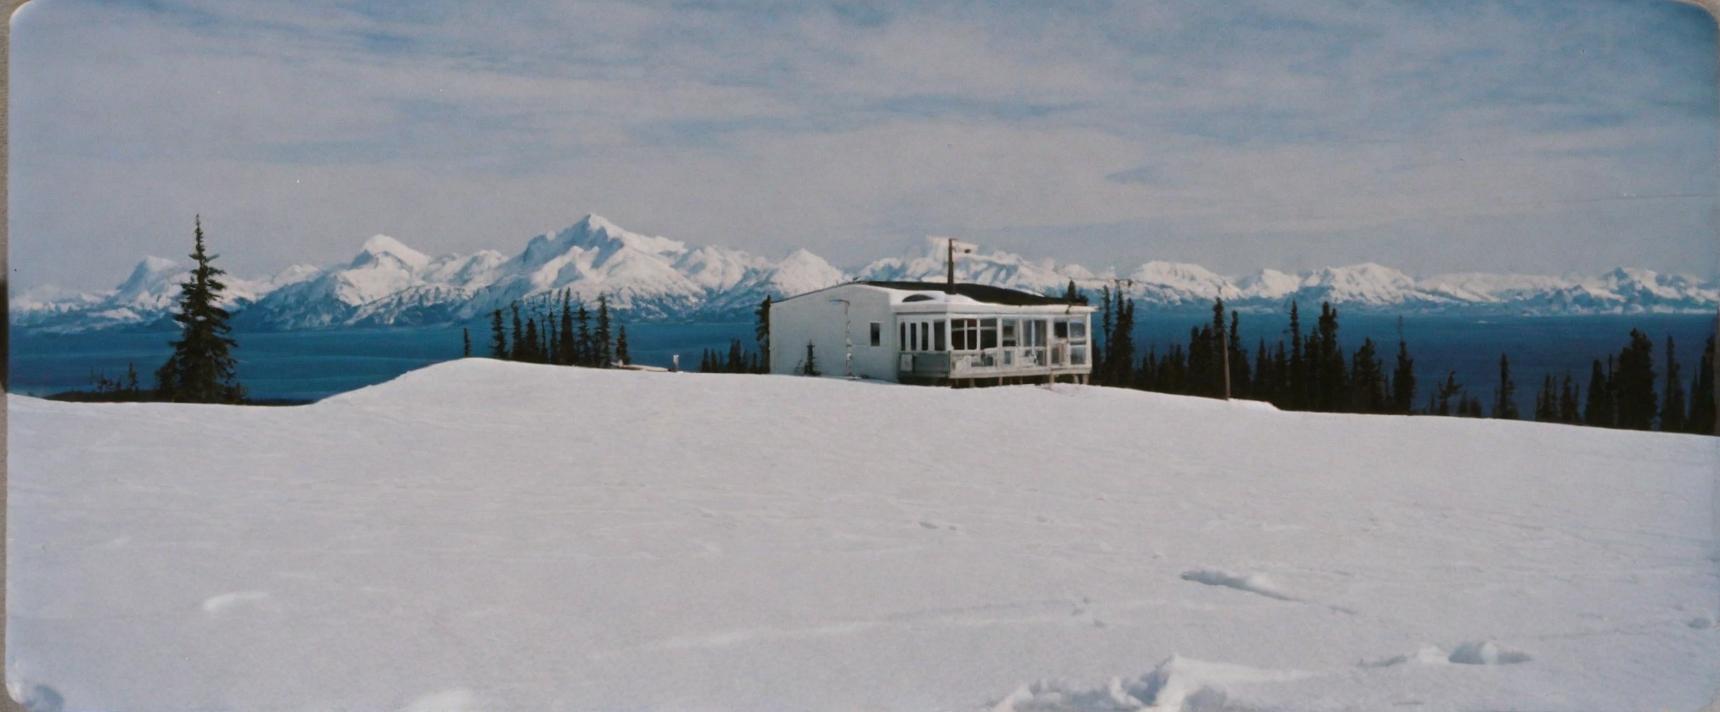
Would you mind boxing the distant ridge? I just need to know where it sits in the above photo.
[12,216,1718,333]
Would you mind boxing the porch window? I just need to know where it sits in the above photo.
[919,322,929,351]
[932,319,946,351]
[899,322,907,350]
[1001,319,1018,347]
[870,322,881,347]
[979,318,998,349]
[951,318,978,351]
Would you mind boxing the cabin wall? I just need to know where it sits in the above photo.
[768,285,899,381]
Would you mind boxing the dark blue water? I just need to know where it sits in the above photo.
[10,313,1716,414]
[8,319,754,402]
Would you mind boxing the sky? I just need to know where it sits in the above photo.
[8,0,1719,292]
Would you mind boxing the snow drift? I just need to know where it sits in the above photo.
[8,360,1719,710]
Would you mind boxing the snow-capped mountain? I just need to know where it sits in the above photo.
[13,214,1719,334]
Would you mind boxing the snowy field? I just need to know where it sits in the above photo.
[9,359,1720,711]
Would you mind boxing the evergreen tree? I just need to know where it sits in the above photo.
[755,296,772,370]
[489,309,507,359]
[124,362,140,397]
[1062,279,1083,304]
[1662,335,1686,433]
[616,325,631,366]
[522,318,541,363]
[1558,373,1581,424]
[1459,393,1485,418]
[509,303,525,361]
[594,295,614,367]
[1491,353,1519,419]
[1584,359,1615,427]
[557,291,575,365]
[1614,329,1657,431]
[1227,310,1249,399]
[726,339,746,373]
[575,300,593,366]
[1391,338,1416,414]
[801,341,820,376]
[1349,338,1387,413]
[158,216,243,403]
[1096,286,1114,383]
[1430,370,1462,416]
[462,328,472,357]
[1534,374,1557,422]
[1688,333,1716,434]
[1287,302,1306,410]
[1313,302,1345,411]
[1111,296,1136,386]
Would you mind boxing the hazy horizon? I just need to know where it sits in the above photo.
[10,0,1719,291]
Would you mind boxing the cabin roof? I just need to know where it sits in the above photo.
[857,281,1081,307]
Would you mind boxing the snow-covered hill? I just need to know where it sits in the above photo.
[9,361,1718,710]
[12,215,1718,333]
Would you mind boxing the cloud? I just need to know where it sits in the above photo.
[9,0,1716,290]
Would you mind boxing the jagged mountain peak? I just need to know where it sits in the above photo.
[352,234,429,271]
[15,215,1720,334]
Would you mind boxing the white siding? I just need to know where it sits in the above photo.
[768,284,900,381]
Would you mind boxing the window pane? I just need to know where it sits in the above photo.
[979,319,998,349]
[900,322,907,350]
[933,320,946,351]
[1001,319,1017,346]
[1070,321,1087,339]
[1055,321,1069,338]
[920,322,929,351]
[870,322,882,347]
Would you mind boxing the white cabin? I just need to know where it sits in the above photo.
[767,281,1096,385]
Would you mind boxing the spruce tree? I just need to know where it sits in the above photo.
[1097,285,1114,383]
[1614,330,1657,431]
[510,303,525,361]
[557,291,575,365]
[1430,370,1462,416]
[522,318,541,363]
[616,325,631,366]
[575,300,593,366]
[1112,297,1136,386]
[1314,303,1344,411]
[1391,338,1416,414]
[489,309,507,359]
[1534,374,1557,422]
[801,341,820,376]
[1227,310,1249,399]
[755,296,772,371]
[1584,359,1614,427]
[158,216,243,403]
[1349,338,1387,413]
[462,328,471,357]
[1558,373,1580,424]
[1688,333,1716,434]
[1287,302,1305,410]
[594,295,614,367]
[1491,353,1519,419]
[1662,335,1686,432]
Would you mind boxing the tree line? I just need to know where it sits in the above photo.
[1089,290,1717,434]
[470,291,630,368]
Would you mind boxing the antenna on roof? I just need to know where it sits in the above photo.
[942,237,977,293]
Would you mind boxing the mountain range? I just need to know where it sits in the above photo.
[12,214,1718,333]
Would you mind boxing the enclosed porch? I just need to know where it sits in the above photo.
[896,312,1091,385]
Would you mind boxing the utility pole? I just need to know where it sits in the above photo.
[946,237,956,293]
